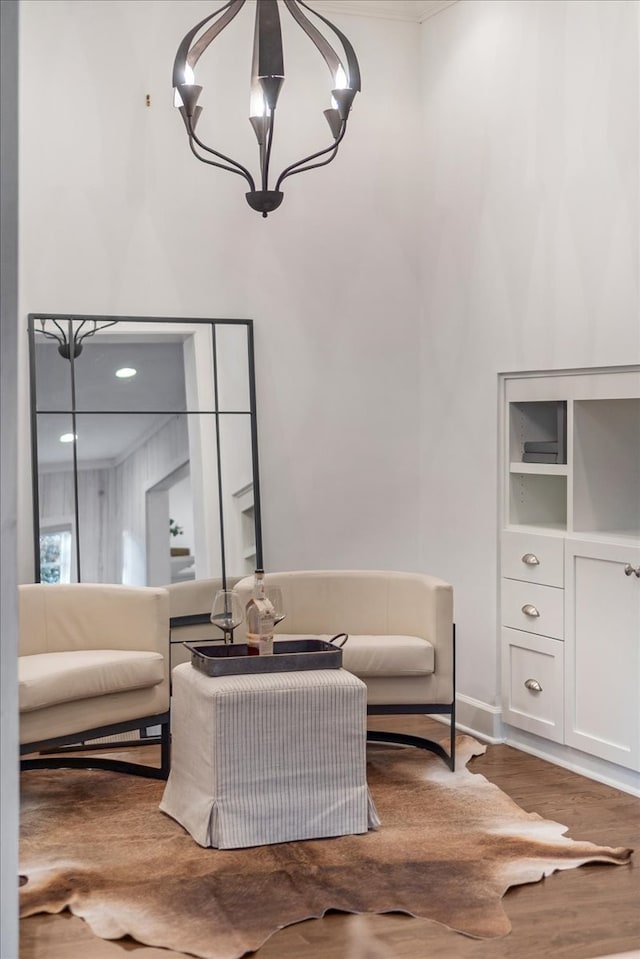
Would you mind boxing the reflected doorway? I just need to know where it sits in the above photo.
[145,462,195,587]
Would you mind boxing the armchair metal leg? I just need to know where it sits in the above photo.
[366,729,455,770]
[20,713,171,781]
[366,701,456,771]
[449,700,456,771]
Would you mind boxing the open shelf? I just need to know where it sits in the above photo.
[573,398,640,535]
[506,521,567,536]
[509,471,567,530]
[569,529,640,546]
[509,462,568,476]
[509,400,567,465]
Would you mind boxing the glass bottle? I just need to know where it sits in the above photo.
[245,569,276,655]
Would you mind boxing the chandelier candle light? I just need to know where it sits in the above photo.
[172,0,361,217]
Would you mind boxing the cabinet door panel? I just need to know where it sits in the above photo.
[565,540,640,771]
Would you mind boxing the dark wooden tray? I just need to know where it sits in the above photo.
[185,639,344,677]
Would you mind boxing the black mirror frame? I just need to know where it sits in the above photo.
[28,312,263,588]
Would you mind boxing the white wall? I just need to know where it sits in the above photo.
[418,0,640,708]
[17,0,423,582]
[16,0,639,725]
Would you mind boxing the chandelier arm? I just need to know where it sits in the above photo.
[172,0,244,86]
[76,320,118,345]
[74,319,89,342]
[275,122,347,190]
[53,319,69,341]
[282,1,341,78]
[187,0,246,71]
[188,136,256,186]
[296,0,361,93]
[277,143,341,185]
[189,124,256,189]
[38,323,67,346]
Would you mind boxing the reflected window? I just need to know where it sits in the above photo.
[39,526,72,583]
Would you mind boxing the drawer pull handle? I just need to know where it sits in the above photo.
[624,564,634,576]
[521,604,540,617]
[524,678,543,693]
[522,553,540,566]
[636,568,640,578]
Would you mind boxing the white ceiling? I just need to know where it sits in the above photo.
[313,0,458,23]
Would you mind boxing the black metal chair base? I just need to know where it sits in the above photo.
[366,729,455,771]
[366,701,456,771]
[21,754,168,780]
[20,713,171,781]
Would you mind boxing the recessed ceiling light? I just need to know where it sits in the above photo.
[59,433,77,443]
[115,367,137,379]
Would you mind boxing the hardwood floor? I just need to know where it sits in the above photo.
[19,718,640,959]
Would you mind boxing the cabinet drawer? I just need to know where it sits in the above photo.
[501,628,564,742]
[502,530,564,586]
[501,578,564,639]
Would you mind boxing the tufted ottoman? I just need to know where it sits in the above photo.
[160,662,379,848]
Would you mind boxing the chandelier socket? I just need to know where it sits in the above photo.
[331,87,356,121]
[323,108,342,140]
[250,115,270,146]
[259,75,284,111]
[179,104,203,133]
[177,84,203,117]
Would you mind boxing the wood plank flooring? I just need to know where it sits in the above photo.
[19,718,640,959]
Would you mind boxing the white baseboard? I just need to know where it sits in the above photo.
[430,694,505,744]
[435,699,640,797]
[455,694,505,743]
[504,727,640,798]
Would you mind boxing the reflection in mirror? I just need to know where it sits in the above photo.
[29,315,262,589]
[219,414,257,576]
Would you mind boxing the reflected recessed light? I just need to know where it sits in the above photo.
[59,433,77,443]
[115,367,137,379]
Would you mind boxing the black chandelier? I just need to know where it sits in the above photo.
[172,0,361,218]
[35,318,117,360]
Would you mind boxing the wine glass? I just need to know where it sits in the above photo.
[210,590,243,645]
[265,586,286,628]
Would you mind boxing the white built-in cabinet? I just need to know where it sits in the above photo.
[499,367,640,773]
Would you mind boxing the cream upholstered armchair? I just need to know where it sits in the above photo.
[19,583,171,780]
[234,570,456,769]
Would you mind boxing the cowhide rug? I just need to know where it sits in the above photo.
[19,735,632,959]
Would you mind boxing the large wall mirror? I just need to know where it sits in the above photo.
[29,314,263,589]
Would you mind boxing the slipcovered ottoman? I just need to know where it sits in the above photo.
[160,663,379,848]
